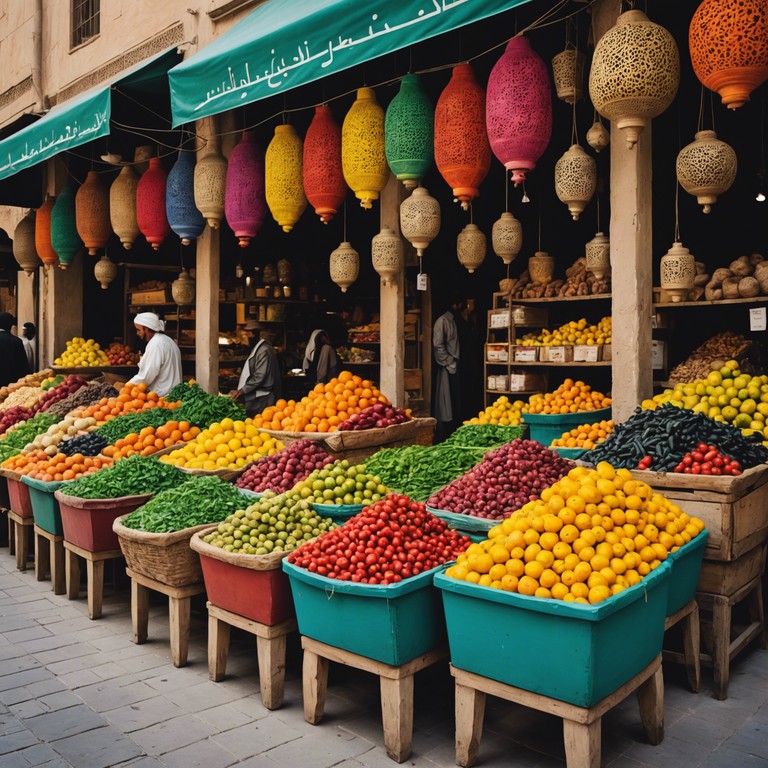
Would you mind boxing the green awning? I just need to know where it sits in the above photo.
[169,0,532,126]
[0,47,181,181]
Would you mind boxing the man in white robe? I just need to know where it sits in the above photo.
[128,312,183,397]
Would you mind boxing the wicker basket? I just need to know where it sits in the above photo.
[190,528,289,570]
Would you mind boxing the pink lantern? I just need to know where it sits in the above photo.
[136,158,171,250]
[486,36,552,185]
[225,131,266,247]
[303,106,347,224]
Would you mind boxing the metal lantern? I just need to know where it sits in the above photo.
[265,124,307,233]
[585,232,611,279]
[457,223,486,273]
[303,105,346,224]
[329,241,360,293]
[690,0,768,110]
[194,137,227,229]
[492,211,523,265]
[552,45,585,104]
[660,241,696,302]
[486,37,552,186]
[385,74,434,189]
[75,171,111,255]
[589,10,680,148]
[342,88,389,209]
[586,119,610,153]
[167,150,205,245]
[94,254,117,289]
[13,211,40,275]
[51,186,82,269]
[136,157,171,250]
[676,130,737,213]
[399,186,440,259]
[371,226,403,285]
[110,166,139,250]
[225,131,266,247]
[35,196,59,268]
[434,64,491,209]
[171,268,196,306]
[554,144,597,221]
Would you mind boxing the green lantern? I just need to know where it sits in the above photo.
[51,186,82,269]
[385,74,434,189]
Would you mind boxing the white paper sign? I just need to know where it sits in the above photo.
[749,307,766,332]
[490,312,509,328]
[416,273,428,291]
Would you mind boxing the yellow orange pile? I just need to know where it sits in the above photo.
[73,383,178,425]
[2,449,112,482]
[527,379,611,415]
[103,420,201,460]
[551,419,614,450]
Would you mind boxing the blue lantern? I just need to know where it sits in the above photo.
[50,186,82,269]
[166,150,205,245]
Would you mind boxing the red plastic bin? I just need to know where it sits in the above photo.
[5,473,33,519]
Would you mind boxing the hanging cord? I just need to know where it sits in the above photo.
[697,84,705,133]
[710,89,716,133]
[596,188,601,232]
[674,179,680,243]
[504,172,509,213]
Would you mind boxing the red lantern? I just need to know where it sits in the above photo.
[486,37,552,185]
[76,171,111,255]
[303,106,347,224]
[35,195,59,268]
[136,157,171,250]
[434,64,491,210]
[225,132,267,247]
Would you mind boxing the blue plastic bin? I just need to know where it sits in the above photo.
[523,408,612,448]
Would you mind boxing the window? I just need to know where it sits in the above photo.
[72,0,100,49]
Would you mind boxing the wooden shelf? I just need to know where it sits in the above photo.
[485,389,539,395]
[503,361,612,367]
[654,296,768,308]
[510,294,612,304]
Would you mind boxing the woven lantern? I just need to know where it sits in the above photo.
[136,157,171,250]
[194,137,227,229]
[371,226,403,285]
[13,211,40,275]
[35,195,59,268]
[75,171,111,255]
[51,186,82,269]
[94,255,117,289]
[329,241,360,293]
[690,0,768,110]
[303,105,346,224]
[166,150,205,245]
[385,74,434,190]
[342,88,389,209]
[110,166,139,250]
[552,45,585,104]
[585,232,611,280]
[676,130,737,213]
[492,211,523,265]
[554,144,597,220]
[457,223,486,273]
[399,186,441,259]
[589,10,679,148]
[528,251,555,284]
[265,124,307,233]
[660,241,696,302]
[586,119,610,153]
[434,64,491,209]
[486,37,552,185]
[225,131,266,247]
[172,268,196,306]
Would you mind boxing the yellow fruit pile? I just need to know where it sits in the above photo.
[466,395,526,426]
[528,379,611,415]
[551,419,614,450]
[516,317,612,346]
[54,338,109,367]
[159,417,283,470]
[446,462,705,604]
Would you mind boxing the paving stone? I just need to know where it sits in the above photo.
[55,669,103,690]
[131,714,218,756]
[0,667,53,693]
[33,642,100,665]
[117,759,165,768]
[105,695,184,733]
[0,678,66,706]
[0,654,41,675]
[265,729,373,767]
[74,680,157,713]
[23,704,106,742]
[0,727,40,755]
[165,680,249,712]
[15,742,63,766]
[211,718,303,760]
[726,721,768,759]
[52,725,144,768]
[158,738,239,768]
[194,701,257,731]
[9,698,48,720]
[0,710,24,735]
[701,746,768,767]
[235,755,285,768]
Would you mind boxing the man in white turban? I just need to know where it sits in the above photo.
[128,312,182,397]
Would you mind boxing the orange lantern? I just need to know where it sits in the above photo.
[35,195,59,268]
[75,171,111,255]
[303,105,347,224]
[690,0,768,110]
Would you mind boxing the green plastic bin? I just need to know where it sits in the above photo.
[435,560,670,707]
[665,530,708,616]
[523,408,612,448]
[22,477,64,536]
[312,501,365,523]
[425,505,499,533]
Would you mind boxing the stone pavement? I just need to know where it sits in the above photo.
[1,552,767,768]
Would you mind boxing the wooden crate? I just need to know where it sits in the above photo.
[698,541,766,595]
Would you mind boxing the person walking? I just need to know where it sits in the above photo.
[128,312,183,397]
[0,312,30,387]
[302,328,339,385]
[234,325,282,417]
[21,322,36,371]
[432,295,467,443]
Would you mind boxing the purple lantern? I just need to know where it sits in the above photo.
[486,36,552,185]
[225,131,266,247]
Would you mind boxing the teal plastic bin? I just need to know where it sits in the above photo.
[426,505,499,534]
[22,477,64,536]
[283,560,446,665]
[549,446,589,461]
[435,560,670,707]
[665,530,708,616]
[312,501,365,523]
[523,408,612,448]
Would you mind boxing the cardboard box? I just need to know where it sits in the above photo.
[573,344,601,362]
[513,346,538,362]
[602,344,612,361]
[510,305,548,327]
[486,344,510,362]
[541,345,574,363]
[652,340,666,370]
[508,372,546,393]
[131,288,170,305]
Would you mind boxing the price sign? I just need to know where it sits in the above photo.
[416,273,428,291]
[749,307,766,332]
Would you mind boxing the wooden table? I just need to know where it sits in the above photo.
[301,636,447,763]
[663,598,701,693]
[451,655,664,768]
[7,510,33,571]
[33,524,65,595]
[126,567,205,668]
[207,601,296,710]
[64,542,122,620]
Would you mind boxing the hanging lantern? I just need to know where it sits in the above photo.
[554,144,597,221]
[371,226,403,285]
[167,150,205,245]
[35,195,59,268]
[385,74,434,190]
[225,131,266,247]
[75,171,111,255]
[676,130,737,214]
[51,186,82,269]
[94,255,117,290]
[457,223,486,273]
[551,45,585,104]
[265,124,307,233]
[585,232,611,280]
[586,119,610,153]
[136,157,171,250]
[660,241,696,303]
[329,241,360,293]
[492,212,523,265]
[486,37,552,186]
[434,64,491,209]
[528,251,555,284]
[133,145,154,174]
[589,10,679,148]
[171,268,196,306]
[13,211,40,275]
[342,88,389,209]
[399,187,441,258]
[110,166,139,250]
[690,0,768,110]
[303,106,346,224]
[194,137,227,229]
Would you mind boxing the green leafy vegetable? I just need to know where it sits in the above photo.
[165,382,246,428]
[0,413,60,463]
[95,408,178,443]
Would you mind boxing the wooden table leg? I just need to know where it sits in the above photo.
[682,602,701,693]
[256,632,287,711]
[65,547,81,600]
[302,647,329,725]
[50,537,65,595]
[455,682,486,768]
[563,719,601,768]
[748,580,766,649]
[168,595,191,668]
[637,662,664,745]
[379,674,414,763]
[208,612,231,682]
[14,519,29,571]
[34,529,49,582]
[712,594,731,701]
[87,559,105,620]
[131,578,149,644]
[7,515,14,556]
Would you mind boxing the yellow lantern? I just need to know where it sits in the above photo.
[342,88,389,209]
[110,166,139,250]
[265,125,307,233]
